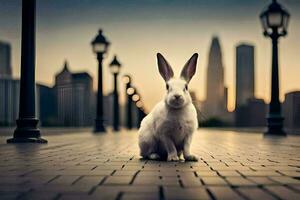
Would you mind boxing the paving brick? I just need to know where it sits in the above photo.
[208,186,244,200]
[265,186,300,200]
[133,175,181,186]
[196,170,217,177]
[246,177,278,185]
[121,193,160,200]
[238,170,282,177]
[180,177,203,187]
[201,177,228,186]
[237,187,277,200]
[164,186,210,200]
[278,171,300,177]
[59,194,104,200]
[73,175,104,186]
[269,176,300,184]
[92,185,158,197]
[113,170,137,176]
[20,192,58,200]
[104,176,132,185]
[48,175,81,185]
[225,177,256,186]
[217,170,241,177]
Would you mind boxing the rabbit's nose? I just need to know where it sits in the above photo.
[174,95,182,100]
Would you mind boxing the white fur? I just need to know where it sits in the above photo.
[138,53,199,162]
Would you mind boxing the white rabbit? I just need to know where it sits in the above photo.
[138,53,199,162]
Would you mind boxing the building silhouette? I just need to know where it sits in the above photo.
[0,78,19,126]
[283,91,300,130]
[203,36,228,120]
[0,78,56,126]
[55,61,94,126]
[234,43,267,127]
[0,41,12,78]
[37,84,57,126]
[236,44,255,108]
[235,98,267,127]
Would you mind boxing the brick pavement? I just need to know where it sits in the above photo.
[0,129,300,200]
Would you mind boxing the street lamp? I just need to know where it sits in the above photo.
[131,91,143,128]
[109,55,122,131]
[132,94,140,102]
[260,0,290,136]
[91,29,110,133]
[7,0,47,143]
[127,87,135,96]
[123,75,133,129]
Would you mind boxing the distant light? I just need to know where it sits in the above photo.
[122,76,130,84]
[136,101,143,108]
[132,94,140,102]
[127,87,135,95]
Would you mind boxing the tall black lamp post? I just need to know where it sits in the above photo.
[91,29,110,133]
[260,0,290,136]
[109,55,122,131]
[132,91,141,128]
[123,75,133,129]
[7,0,47,143]
[136,100,145,128]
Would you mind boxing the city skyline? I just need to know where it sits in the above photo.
[1,0,300,111]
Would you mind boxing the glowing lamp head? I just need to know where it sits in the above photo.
[132,94,140,102]
[122,75,131,84]
[260,0,290,36]
[91,29,110,54]
[109,55,122,75]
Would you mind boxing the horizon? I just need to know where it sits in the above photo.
[1,0,300,112]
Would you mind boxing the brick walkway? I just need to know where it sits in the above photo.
[0,129,300,200]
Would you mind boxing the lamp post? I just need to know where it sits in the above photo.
[132,91,141,128]
[7,0,47,143]
[109,55,122,131]
[136,100,145,128]
[91,29,110,133]
[123,75,133,129]
[260,0,290,136]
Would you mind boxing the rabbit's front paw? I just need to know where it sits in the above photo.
[167,155,179,162]
[184,155,198,162]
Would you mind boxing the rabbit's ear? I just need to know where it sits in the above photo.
[157,53,174,82]
[180,53,198,83]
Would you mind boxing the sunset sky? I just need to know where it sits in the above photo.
[0,0,300,111]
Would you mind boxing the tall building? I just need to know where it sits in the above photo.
[37,84,57,126]
[234,43,265,127]
[235,98,267,127]
[55,61,94,126]
[236,44,255,108]
[0,41,12,78]
[0,77,56,127]
[203,36,228,119]
[283,91,300,129]
[0,78,19,126]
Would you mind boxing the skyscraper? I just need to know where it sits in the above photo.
[236,44,255,108]
[234,43,261,127]
[203,36,227,118]
[0,79,19,126]
[0,41,12,78]
[0,79,55,127]
[55,61,94,126]
[283,91,300,129]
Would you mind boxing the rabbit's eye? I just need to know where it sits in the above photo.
[184,84,188,91]
[166,84,169,90]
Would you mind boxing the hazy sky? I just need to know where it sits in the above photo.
[0,0,300,111]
